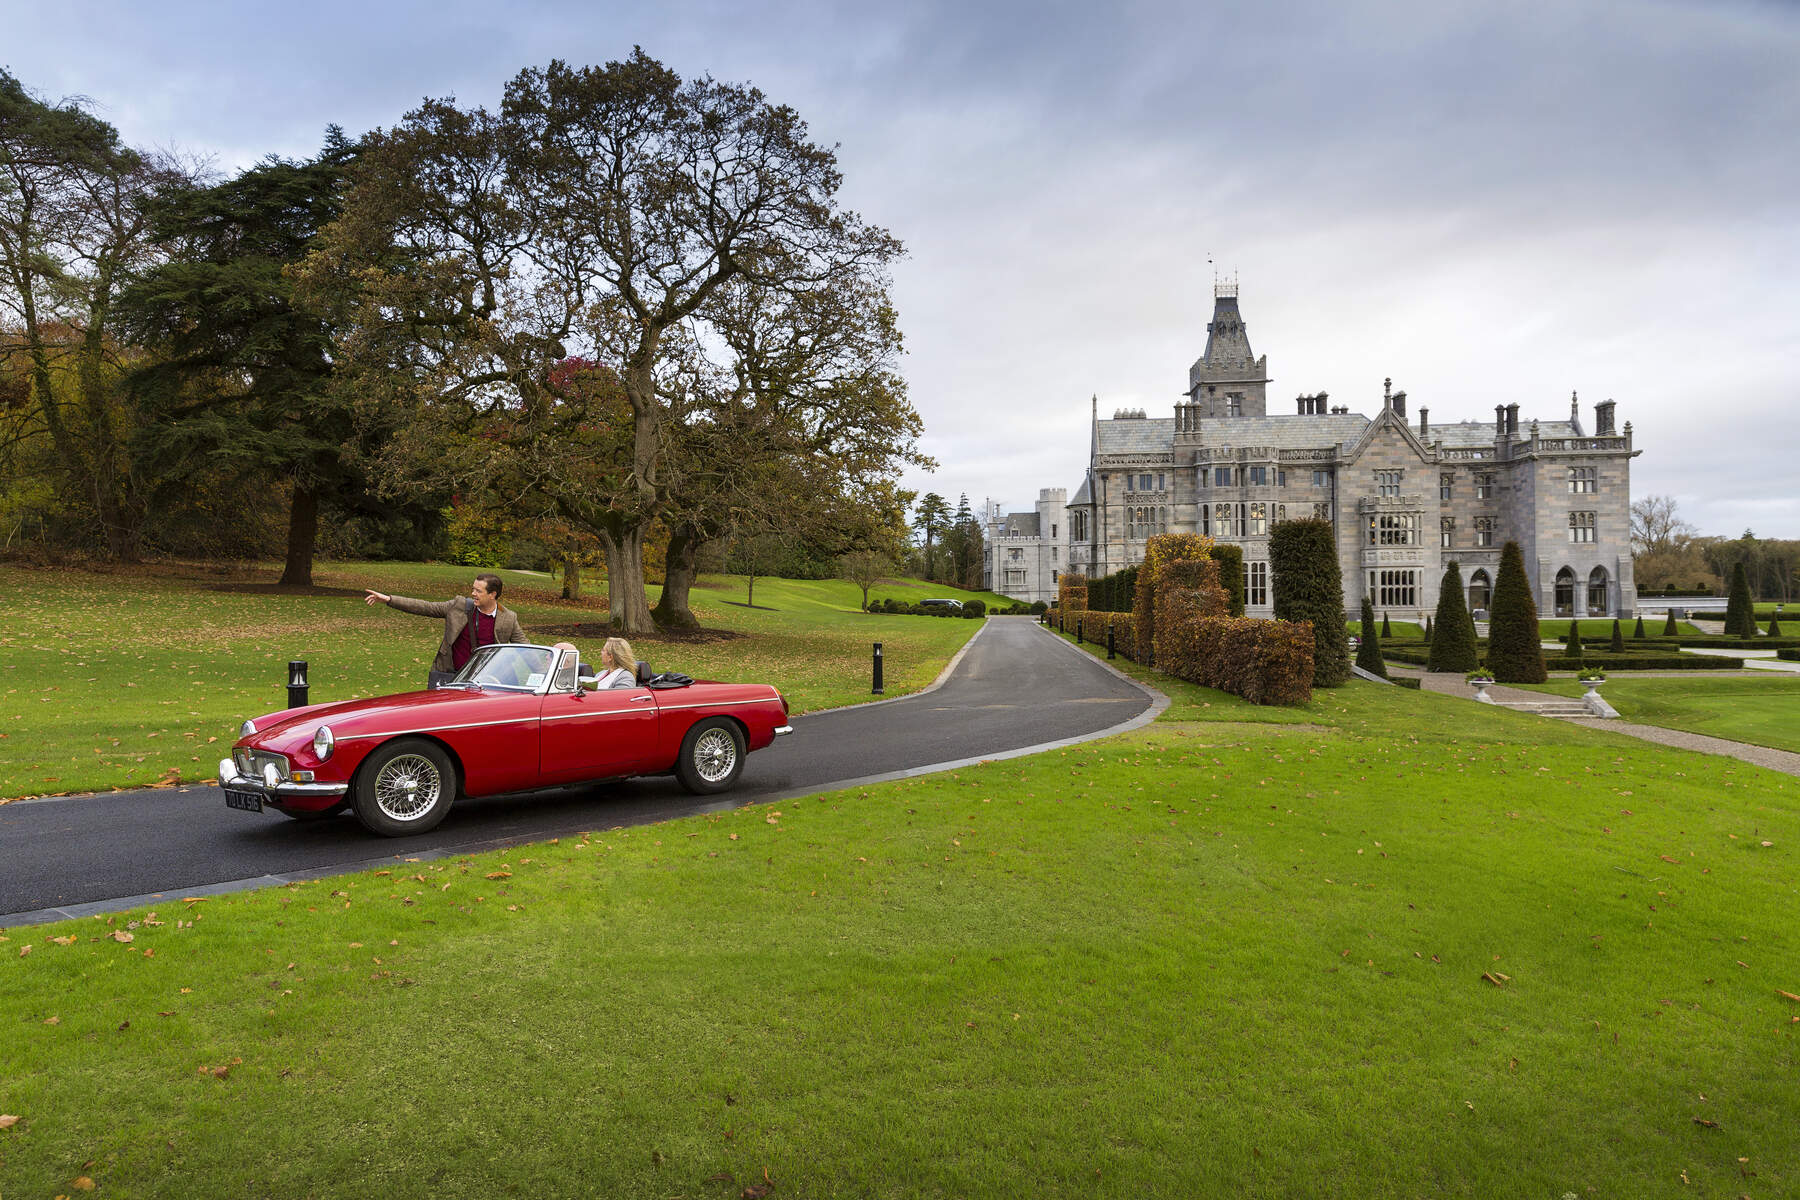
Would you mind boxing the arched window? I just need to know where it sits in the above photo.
[1467,569,1492,613]
[1554,567,1576,618]
[1588,566,1610,615]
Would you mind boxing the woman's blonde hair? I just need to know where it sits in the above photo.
[602,637,637,674]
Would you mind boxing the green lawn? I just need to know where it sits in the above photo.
[0,562,991,799]
[4,592,1799,1196]
[1518,675,1800,754]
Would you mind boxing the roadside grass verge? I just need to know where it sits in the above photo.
[1516,675,1800,754]
[4,641,1798,1196]
[0,563,983,800]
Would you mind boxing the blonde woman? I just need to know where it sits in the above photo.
[595,637,639,688]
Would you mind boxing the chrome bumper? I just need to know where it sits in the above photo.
[217,757,349,800]
[774,725,794,736]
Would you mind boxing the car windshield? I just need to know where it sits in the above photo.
[452,644,554,692]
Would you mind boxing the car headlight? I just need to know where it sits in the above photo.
[240,719,257,739]
[312,725,334,761]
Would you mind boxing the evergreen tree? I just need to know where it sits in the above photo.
[1662,610,1678,636]
[1381,612,1392,638]
[1610,618,1625,652]
[1269,518,1351,687]
[1427,561,1479,672]
[1422,615,1432,641]
[1566,619,1584,664]
[1633,614,1646,639]
[1488,541,1548,683]
[1357,596,1388,678]
[1726,562,1756,639]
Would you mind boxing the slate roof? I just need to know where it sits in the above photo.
[1093,411,1586,460]
[1095,417,1178,456]
[1001,512,1041,537]
[1070,477,1092,506]
[1194,413,1370,450]
[1429,419,1580,449]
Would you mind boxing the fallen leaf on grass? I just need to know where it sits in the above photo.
[0,1114,20,1129]
[43,1016,59,1025]
[1693,1117,1719,1128]
[485,871,512,880]
[50,935,77,946]
[73,1176,96,1190]
[1482,972,1511,987]
[18,944,31,957]
[1779,990,1800,1003]
[110,930,134,943]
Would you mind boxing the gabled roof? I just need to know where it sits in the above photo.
[1096,417,1177,456]
[1002,512,1041,537]
[1070,476,1093,506]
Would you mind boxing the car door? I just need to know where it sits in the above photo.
[538,682,659,784]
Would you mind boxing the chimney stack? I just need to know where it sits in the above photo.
[1495,405,1507,435]
[1595,399,1617,435]
[1505,403,1520,436]
[1391,390,1407,420]
[1418,406,1429,438]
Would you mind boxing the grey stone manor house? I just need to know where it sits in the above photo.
[985,284,1639,620]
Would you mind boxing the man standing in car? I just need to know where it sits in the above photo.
[364,573,524,688]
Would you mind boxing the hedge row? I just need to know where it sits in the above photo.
[1160,615,1316,706]
[1676,636,1800,649]
[1778,649,1800,662]
[1547,655,1746,670]
[868,598,989,618]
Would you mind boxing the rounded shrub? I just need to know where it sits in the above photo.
[1029,600,1048,615]
[963,600,985,618]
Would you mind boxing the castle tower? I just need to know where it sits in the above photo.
[1180,281,1270,424]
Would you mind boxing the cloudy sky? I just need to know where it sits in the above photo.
[10,0,1797,536]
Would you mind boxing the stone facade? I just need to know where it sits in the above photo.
[1047,285,1639,620]
[981,488,1067,605]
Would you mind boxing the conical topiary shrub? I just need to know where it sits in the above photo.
[1427,561,1479,673]
[1488,541,1548,683]
[1726,562,1755,640]
[1357,596,1388,679]
[1423,615,1432,641]
[1381,612,1392,638]
[1771,613,1783,636]
[1567,619,1584,657]
[1269,517,1351,687]
[1633,614,1646,639]
[1610,618,1625,652]
[1663,610,1678,636]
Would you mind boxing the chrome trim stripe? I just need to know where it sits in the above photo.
[336,716,534,743]
[653,700,780,713]
[539,710,655,725]
[219,768,349,799]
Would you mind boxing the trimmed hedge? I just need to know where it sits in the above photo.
[1085,565,1138,613]
[1778,649,1799,662]
[1058,574,1089,614]
[1676,636,1800,649]
[1269,517,1350,687]
[1152,558,1230,668]
[1133,533,1215,666]
[1209,543,1246,617]
[1394,676,1422,689]
[1159,614,1315,706]
[1545,655,1746,670]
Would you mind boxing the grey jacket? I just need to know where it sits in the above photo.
[385,594,525,672]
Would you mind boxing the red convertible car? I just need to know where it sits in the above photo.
[218,643,792,836]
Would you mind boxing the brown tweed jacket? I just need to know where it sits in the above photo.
[385,595,525,672]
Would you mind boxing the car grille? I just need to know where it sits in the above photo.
[234,749,290,781]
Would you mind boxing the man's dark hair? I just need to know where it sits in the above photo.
[475,573,503,600]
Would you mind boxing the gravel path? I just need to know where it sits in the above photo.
[1397,667,1800,778]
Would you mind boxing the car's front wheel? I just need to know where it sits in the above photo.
[675,718,745,795]
[352,738,456,836]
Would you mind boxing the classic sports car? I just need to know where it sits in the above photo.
[218,643,792,836]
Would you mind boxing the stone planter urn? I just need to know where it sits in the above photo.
[1580,675,1606,699]
[1467,675,1496,704]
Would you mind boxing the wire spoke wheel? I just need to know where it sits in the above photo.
[692,727,738,783]
[676,718,745,795]
[354,738,456,836]
[374,753,442,821]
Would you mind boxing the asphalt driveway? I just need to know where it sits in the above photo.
[0,618,1157,926]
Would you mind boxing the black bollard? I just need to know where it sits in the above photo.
[1107,624,1116,660]
[1076,618,1083,644]
[872,642,884,695]
[287,660,310,708]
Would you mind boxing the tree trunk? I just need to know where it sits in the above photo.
[651,528,702,631]
[561,555,582,601]
[279,483,319,586]
[597,526,656,634]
